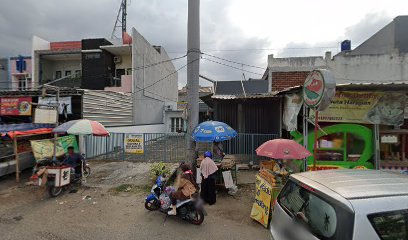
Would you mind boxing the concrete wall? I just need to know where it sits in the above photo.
[105,74,132,92]
[32,36,50,87]
[132,27,178,125]
[40,59,81,82]
[329,53,408,84]
[115,54,132,72]
[350,21,396,55]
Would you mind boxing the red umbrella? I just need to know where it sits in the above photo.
[256,139,311,159]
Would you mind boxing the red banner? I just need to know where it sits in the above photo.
[0,97,32,116]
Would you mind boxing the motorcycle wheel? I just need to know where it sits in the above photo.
[48,186,63,197]
[188,209,205,225]
[83,166,91,178]
[144,200,160,211]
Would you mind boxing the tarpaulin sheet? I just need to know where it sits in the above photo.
[0,123,55,134]
[4,128,53,139]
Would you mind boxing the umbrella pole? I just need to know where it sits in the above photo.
[313,111,319,171]
[53,133,58,161]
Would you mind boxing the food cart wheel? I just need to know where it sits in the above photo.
[48,185,63,197]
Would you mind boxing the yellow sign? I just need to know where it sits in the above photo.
[310,91,405,126]
[250,174,273,228]
[124,134,144,154]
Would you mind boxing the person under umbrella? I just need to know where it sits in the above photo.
[200,151,218,205]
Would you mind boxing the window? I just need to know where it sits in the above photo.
[126,68,132,75]
[368,209,408,240]
[116,69,125,78]
[65,70,71,77]
[18,78,27,90]
[278,180,341,239]
[55,71,62,79]
[170,117,184,132]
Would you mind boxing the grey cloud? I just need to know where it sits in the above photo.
[277,12,392,58]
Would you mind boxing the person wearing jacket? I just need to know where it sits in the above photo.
[168,163,198,215]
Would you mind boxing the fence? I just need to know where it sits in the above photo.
[85,132,279,164]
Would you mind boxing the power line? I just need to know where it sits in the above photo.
[201,57,264,76]
[168,46,340,54]
[202,52,265,70]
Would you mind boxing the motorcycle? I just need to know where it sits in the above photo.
[145,169,206,225]
[32,158,89,197]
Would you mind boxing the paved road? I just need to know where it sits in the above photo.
[0,177,269,240]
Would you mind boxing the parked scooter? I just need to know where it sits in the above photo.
[145,167,206,225]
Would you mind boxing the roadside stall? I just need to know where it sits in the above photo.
[250,139,311,228]
[192,121,238,189]
[0,123,54,181]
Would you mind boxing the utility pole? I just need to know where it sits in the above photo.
[186,0,200,164]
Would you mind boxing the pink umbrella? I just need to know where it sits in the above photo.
[256,139,311,159]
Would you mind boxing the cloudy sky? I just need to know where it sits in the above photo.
[0,0,407,87]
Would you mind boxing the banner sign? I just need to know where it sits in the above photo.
[124,134,144,154]
[177,101,187,110]
[303,69,336,111]
[38,96,72,114]
[283,93,303,131]
[0,97,32,116]
[30,135,79,161]
[310,91,406,126]
[34,108,58,124]
[250,174,273,228]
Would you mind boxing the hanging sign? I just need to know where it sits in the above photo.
[250,174,273,228]
[124,134,144,154]
[303,69,336,111]
[38,96,72,114]
[34,108,58,124]
[381,135,399,144]
[0,97,32,116]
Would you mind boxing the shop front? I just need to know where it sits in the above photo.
[284,84,408,172]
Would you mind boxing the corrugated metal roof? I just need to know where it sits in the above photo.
[214,80,269,95]
[211,92,278,100]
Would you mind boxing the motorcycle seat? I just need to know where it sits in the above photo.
[176,199,193,208]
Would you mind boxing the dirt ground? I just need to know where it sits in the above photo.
[0,161,270,240]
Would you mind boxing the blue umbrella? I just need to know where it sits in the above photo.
[192,121,237,142]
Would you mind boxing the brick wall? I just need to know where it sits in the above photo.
[50,41,82,51]
[272,71,310,91]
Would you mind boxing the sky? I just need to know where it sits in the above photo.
[0,0,407,87]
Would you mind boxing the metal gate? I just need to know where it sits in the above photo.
[85,133,278,163]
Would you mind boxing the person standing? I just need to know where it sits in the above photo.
[200,151,218,205]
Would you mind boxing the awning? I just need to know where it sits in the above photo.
[0,123,55,134]
[4,128,53,139]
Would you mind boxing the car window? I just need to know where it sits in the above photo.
[278,180,337,238]
[368,209,408,240]
[277,179,357,240]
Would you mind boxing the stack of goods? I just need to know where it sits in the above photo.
[259,168,277,186]
[220,157,235,169]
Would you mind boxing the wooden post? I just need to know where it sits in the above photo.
[13,132,20,183]
[313,111,319,171]
[402,134,406,161]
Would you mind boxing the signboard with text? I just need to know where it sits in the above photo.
[38,96,72,114]
[310,91,406,126]
[0,97,32,116]
[250,174,273,228]
[124,134,144,154]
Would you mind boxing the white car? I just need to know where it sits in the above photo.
[270,170,408,240]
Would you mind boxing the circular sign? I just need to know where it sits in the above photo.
[303,69,336,111]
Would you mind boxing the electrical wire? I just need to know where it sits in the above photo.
[201,52,265,70]
[201,57,264,76]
